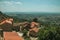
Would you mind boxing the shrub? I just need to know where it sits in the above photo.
[38,26,60,40]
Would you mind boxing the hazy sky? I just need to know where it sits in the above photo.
[0,0,60,12]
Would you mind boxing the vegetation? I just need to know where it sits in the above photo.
[23,26,60,40]
[0,11,12,22]
[38,26,60,40]
[0,11,60,40]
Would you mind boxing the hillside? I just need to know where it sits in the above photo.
[0,12,60,40]
[0,11,11,22]
[4,12,60,26]
[0,11,23,23]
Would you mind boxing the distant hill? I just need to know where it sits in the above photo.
[4,12,60,26]
[3,12,60,25]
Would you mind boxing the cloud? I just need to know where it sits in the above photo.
[0,1,23,12]
[16,2,22,5]
[0,1,23,5]
[0,1,23,8]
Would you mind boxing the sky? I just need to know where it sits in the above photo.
[0,0,60,12]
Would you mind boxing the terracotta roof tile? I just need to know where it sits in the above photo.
[4,32,24,40]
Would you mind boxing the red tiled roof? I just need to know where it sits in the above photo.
[4,32,24,40]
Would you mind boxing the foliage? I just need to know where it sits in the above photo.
[38,26,60,40]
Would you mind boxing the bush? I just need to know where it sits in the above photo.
[38,26,60,40]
